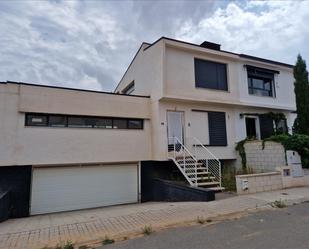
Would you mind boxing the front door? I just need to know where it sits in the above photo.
[167,111,184,146]
[245,117,257,139]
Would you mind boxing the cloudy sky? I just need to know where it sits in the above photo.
[0,0,308,92]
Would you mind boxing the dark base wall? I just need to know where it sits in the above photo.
[141,160,186,202]
[141,160,215,202]
[0,191,10,222]
[153,179,215,202]
[0,166,32,218]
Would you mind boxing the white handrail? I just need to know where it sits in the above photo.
[169,137,197,161]
[189,137,222,188]
[168,136,198,187]
[191,137,220,162]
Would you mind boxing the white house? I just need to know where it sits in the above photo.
[0,37,296,217]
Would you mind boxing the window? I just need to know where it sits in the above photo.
[25,113,143,130]
[122,81,135,95]
[245,117,257,139]
[113,119,127,129]
[277,119,288,134]
[128,119,143,129]
[247,66,275,97]
[25,114,48,126]
[49,115,67,127]
[194,58,228,91]
[94,118,112,128]
[259,114,274,139]
[68,116,92,128]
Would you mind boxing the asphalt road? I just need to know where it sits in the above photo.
[101,202,309,249]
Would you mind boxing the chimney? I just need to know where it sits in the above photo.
[200,41,221,51]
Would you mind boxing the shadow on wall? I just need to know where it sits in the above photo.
[0,166,32,221]
[141,161,215,202]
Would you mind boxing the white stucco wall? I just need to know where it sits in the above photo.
[151,101,295,162]
[151,100,238,160]
[0,83,152,166]
[164,45,240,105]
[115,41,164,100]
[163,44,295,111]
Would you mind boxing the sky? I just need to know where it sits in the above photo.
[0,0,308,92]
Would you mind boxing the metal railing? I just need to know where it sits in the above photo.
[187,137,222,188]
[167,137,198,186]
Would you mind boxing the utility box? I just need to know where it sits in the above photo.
[286,150,301,165]
[242,179,249,190]
[286,150,303,177]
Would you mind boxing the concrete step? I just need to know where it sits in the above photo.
[186,172,210,176]
[193,176,216,180]
[175,156,195,160]
[197,181,220,186]
[184,167,207,171]
[207,186,225,192]
[177,161,202,166]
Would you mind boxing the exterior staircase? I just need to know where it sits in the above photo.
[168,137,224,191]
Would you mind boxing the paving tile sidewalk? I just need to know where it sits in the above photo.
[1,187,309,249]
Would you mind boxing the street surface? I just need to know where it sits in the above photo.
[103,202,309,249]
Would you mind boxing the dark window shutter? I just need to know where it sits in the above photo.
[259,115,274,139]
[208,112,227,146]
[217,63,228,90]
[194,59,227,91]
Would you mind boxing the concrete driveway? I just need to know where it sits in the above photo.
[0,187,309,249]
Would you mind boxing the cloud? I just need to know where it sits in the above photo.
[0,1,308,91]
[176,1,309,65]
[0,0,219,91]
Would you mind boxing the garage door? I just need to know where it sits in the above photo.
[30,164,138,215]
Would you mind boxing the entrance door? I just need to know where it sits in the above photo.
[245,117,257,139]
[167,111,184,146]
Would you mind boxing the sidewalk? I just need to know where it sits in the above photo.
[1,187,309,249]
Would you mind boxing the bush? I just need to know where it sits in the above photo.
[197,216,206,224]
[222,166,236,191]
[55,241,74,249]
[271,199,287,208]
[142,225,153,235]
[102,236,115,245]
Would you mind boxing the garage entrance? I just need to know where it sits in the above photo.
[30,164,138,215]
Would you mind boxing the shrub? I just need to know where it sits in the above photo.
[55,241,74,249]
[197,216,206,224]
[102,236,115,245]
[271,199,287,208]
[142,225,153,235]
[222,166,236,191]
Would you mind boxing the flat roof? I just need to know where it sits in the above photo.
[146,36,294,69]
[1,81,150,98]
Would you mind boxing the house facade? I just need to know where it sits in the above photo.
[0,82,152,216]
[0,37,296,217]
[115,37,296,161]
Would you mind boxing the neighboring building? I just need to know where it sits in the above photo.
[0,37,296,217]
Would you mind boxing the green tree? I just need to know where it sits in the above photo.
[293,54,309,134]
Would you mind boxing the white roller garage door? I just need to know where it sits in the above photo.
[30,164,138,215]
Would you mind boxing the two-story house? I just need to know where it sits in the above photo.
[0,37,296,218]
[115,37,296,192]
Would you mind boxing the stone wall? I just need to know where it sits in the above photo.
[244,141,286,171]
[236,172,283,195]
